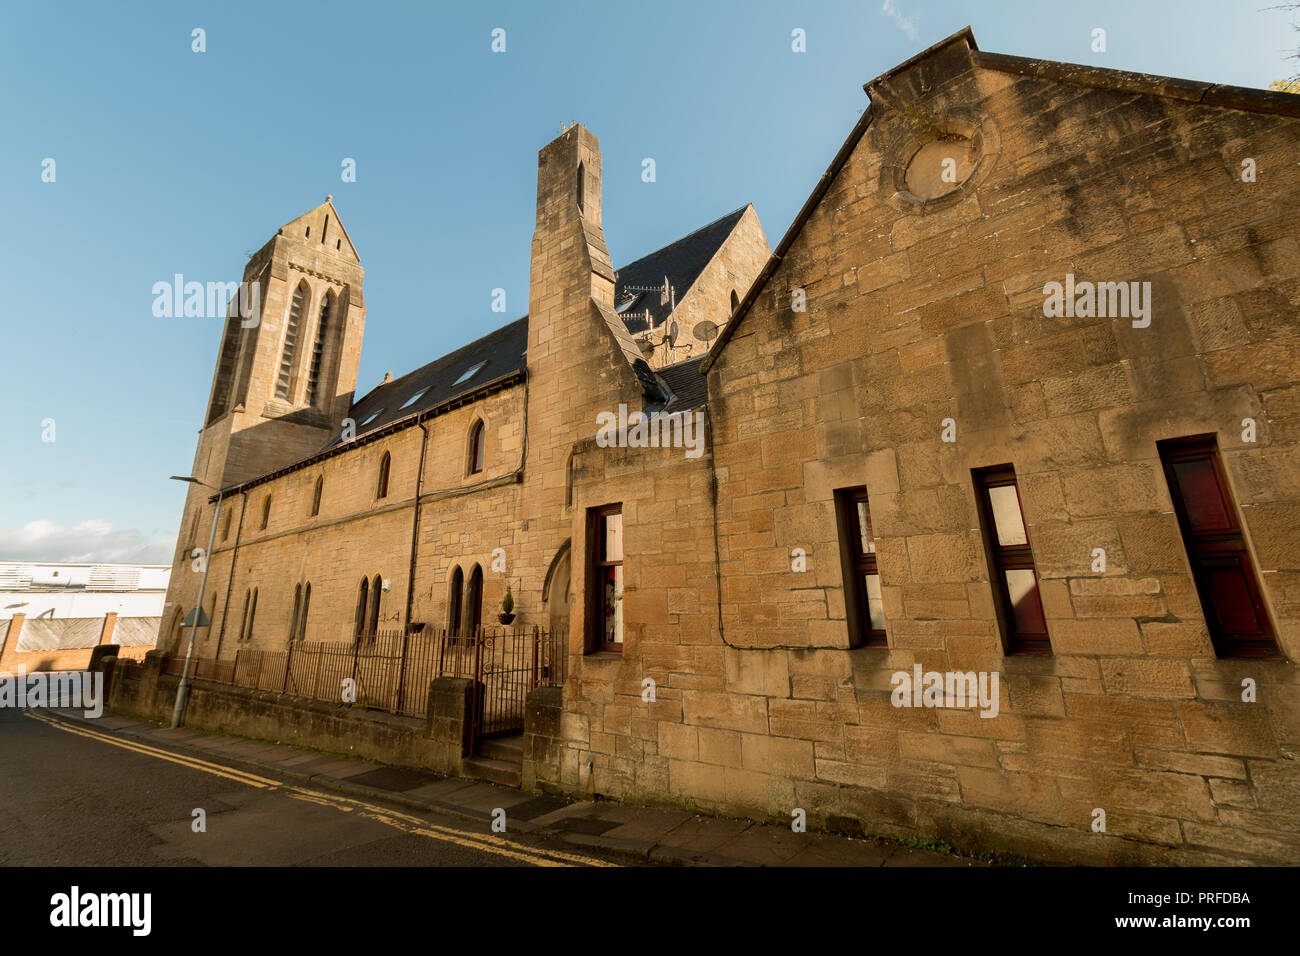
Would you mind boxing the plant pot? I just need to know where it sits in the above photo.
[498,613,515,625]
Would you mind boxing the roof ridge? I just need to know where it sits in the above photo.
[614,204,750,276]
[973,50,1300,118]
[704,29,1300,373]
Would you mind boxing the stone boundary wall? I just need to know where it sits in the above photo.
[109,652,472,776]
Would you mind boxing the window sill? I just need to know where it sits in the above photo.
[848,640,889,652]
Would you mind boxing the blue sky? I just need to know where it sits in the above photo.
[0,0,1294,563]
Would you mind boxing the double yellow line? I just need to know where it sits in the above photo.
[26,712,614,867]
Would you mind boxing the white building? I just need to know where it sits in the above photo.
[0,562,171,620]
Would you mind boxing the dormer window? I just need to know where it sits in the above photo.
[400,388,428,410]
[452,362,487,386]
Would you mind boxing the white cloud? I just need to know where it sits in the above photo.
[0,519,174,564]
[882,0,922,43]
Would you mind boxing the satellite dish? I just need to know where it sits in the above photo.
[693,320,719,345]
[667,320,679,346]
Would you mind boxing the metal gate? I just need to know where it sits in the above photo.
[437,625,566,752]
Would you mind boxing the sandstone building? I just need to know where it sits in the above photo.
[155,29,1300,864]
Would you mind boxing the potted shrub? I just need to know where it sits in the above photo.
[498,585,516,625]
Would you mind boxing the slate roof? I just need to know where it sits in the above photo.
[659,355,709,413]
[332,207,747,446]
[613,205,749,334]
[323,317,528,450]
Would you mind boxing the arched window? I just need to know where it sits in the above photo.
[310,476,323,517]
[465,565,483,637]
[354,577,369,640]
[238,589,251,642]
[260,495,271,530]
[306,291,333,406]
[377,452,391,499]
[169,607,186,653]
[247,589,258,642]
[565,450,576,508]
[205,593,217,650]
[221,509,232,541]
[276,281,308,400]
[448,567,463,636]
[576,162,585,214]
[368,574,382,636]
[289,584,301,642]
[297,583,311,642]
[543,540,573,639]
[730,289,740,314]
[467,420,485,476]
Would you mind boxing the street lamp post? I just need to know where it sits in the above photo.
[169,475,223,729]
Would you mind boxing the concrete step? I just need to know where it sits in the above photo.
[462,755,521,788]
[479,734,524,763]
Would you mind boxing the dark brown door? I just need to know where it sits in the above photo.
[465,565,483,636]
[1159,436,1278,658]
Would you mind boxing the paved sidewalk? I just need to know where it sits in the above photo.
[51,709,989,867]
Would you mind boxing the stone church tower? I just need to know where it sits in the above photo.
[163,199,366,649]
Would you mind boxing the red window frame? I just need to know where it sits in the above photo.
[1158,435,1279,659]
[586,504,623,654]
[834,487,887,647]
[974,465,1051,655]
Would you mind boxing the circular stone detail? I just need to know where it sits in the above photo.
[903,135,980,201]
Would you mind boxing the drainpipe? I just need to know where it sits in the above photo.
[404,421,430,628]
[704,353,851,653]
[705,385,726,646]
[171,489,222,728]
[213,490,247,661]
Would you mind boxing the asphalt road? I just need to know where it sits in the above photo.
[0,706,639,867]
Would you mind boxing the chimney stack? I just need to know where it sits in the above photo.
[530,125,615,321]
